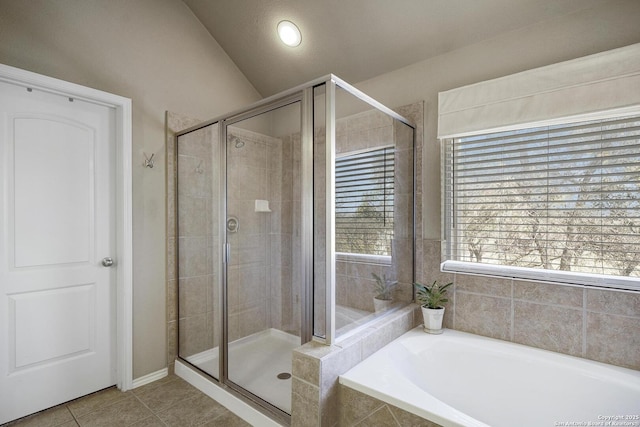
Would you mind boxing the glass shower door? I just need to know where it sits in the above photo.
[224,101,302,414]
[177,122,221,380]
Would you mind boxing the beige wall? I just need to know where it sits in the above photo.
[0,0,260,378]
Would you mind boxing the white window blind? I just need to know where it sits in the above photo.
[335,147,394,256]
[443,113,640,288]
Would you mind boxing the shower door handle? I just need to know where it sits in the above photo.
[223,243,231,264]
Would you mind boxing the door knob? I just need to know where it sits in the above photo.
[101,257,114,267]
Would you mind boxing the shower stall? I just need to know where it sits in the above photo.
[174,75,414,422]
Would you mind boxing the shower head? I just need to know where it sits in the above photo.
[229,134,245,148]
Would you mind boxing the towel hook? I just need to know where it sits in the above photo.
[143,152,155,168]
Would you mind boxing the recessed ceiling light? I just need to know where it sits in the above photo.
[277,20,301,47]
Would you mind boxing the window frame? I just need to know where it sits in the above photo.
[335,145,395,257]
[441,108,640,291]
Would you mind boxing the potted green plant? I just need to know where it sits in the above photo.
[371,273,397,312]
[414,280,452,334]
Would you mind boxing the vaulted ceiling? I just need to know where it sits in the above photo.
[183,0,608,97]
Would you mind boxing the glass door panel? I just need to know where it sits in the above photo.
[224,101,301,414]
[177,122,221,380]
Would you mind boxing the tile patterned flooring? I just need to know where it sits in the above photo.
[2,375,251,427]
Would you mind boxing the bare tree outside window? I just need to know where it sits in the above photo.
[335,147,394,256]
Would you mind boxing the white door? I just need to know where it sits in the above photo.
[0,80,116,424]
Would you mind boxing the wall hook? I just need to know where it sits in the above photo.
[143,152,155,168]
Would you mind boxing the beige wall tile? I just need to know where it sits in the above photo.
[291,378,320,427]
[167,320,177,372]
[178,276,209,317]
[177,155,212,199]
[320,343,362,394]
[513,301,583,356]
[177,195,208,237]
[389,406,442,427]
[320,386,339,427]
[166,280,177,323]
[292,352,321,386]
[361,308,413,359]
[586,312,640,370]
[586,288,640,317]
[178,314,210,357]
[339,384,442,427]
[177,126,213,159]
[455,292,511,340]
[339,384,385,426]
[177,237,211,278]
[456,275,512,298]
[167,238,176,282]
[514,280,583,308]
[355,406,399,427]
[420,240,452,285]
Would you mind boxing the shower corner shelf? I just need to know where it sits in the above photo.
[255,199,272,213]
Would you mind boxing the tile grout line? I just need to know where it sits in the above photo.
[510,279,515,342]
[582,288,587,358]
[65,403,81,427]
[130,392,170,427]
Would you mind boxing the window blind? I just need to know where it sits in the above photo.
[443,113,640,287]
[335,147,394,256]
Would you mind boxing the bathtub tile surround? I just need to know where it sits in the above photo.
[422,240,640,371]
[587,311,640,369]
[514,301,584,357]
[291,304,421,426]
[339,384,441,427]
[455,291,512,341]
[340,327,640,427]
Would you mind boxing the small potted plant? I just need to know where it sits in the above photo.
[371,273,397,312]
[414,280,452,334]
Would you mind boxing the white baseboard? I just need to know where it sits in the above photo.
[132,368,168,389]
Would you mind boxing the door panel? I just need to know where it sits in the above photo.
[0,80,115,424]
[13,116,93,267]
[11,284,95,369]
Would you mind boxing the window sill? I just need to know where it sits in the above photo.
[441,260,640,292]
[336,252,392,266]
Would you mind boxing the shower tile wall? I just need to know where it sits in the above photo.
[167,111,205,374]
[288,132,302,335]
[226,127,298,341]
[176,124,219,360]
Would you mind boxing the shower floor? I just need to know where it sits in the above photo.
[184,328,300,414]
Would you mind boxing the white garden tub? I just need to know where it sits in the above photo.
[340,327,640,427]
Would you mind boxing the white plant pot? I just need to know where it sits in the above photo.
[374,297,393,312]
[421,306,445,334]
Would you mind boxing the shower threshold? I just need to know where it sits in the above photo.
[183,328,301,414]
